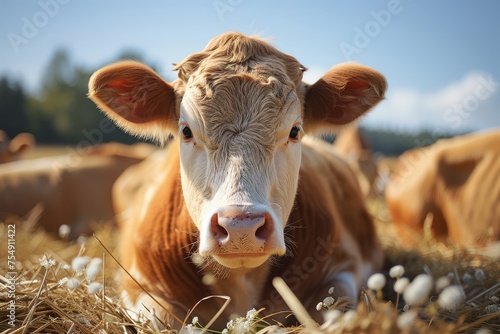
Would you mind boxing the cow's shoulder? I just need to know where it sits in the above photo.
[300,136,364,202]
[119,140,207,309]
[294,136,380,260]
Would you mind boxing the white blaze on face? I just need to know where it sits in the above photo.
[178,84,303,269]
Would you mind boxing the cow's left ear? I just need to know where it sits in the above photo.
[304,63,386,132]
[88,61,178,142]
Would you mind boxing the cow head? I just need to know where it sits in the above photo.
[88,32,386,269]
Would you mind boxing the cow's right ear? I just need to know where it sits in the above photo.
[88,61,178,140]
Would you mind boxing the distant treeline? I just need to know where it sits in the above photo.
[1,49,458,156]
[359,127,456,156]
[1,49,158,146]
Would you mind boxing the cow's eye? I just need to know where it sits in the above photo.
[289,126,301,141]
[182,126,193,140]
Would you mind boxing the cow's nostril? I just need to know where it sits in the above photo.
[211,213,228,238]
[256,224,267,239]
[255,214,272,240]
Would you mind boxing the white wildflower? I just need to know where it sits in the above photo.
[328,286,335,295]
[394,277,410,294]
[246,308,258,321]
[490,296,499,303]
[438,285,464,310]
[58,224,71,238]
[316,302,323,311]
[397,310,417,330]
[58,277,69,287]
[86,268,100,281]
[71,256,90,271]
[87,282,103,294]
[367,273,386,291]
[221,329,228,334]
[435,276,451,293]
[225,319,235,331]
[39,255,56,269]
[67,278,80,291]
[320,309,342,329]
[181,324,205,334]
[86,258,102,281]
[403,274,433,306]
[389,265,405,279]
[191,316,199,325]
[231,317,251,332]
[322,296,335,309]
[485,304,499,313]
[324,309,342,323]
[88,257,102,269]
[77,235,87,246]
[462,272,473,283]
[475,268,486,281]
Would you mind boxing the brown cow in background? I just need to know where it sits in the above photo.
[0,130,35,163]
[333,126,379,197]
[385,130,500,248]
[0,142,155,238]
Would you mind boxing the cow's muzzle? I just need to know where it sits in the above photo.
[199,205,285,268]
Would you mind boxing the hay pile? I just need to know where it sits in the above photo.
[1,199,499,333]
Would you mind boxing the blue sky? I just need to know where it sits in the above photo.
[1,0,499,133]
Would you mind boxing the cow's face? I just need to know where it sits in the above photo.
[88,32,386,269]
[178,75,303,268]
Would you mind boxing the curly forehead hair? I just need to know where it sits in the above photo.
[173,32,306,99]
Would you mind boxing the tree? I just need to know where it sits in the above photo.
[28,48,157,144]
[0,76,29,138]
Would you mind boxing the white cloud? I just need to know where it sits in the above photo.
[362,72,500,132]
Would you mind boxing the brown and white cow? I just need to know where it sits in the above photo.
[385,130,500,248]
[333,126,378,197]
[0,130,35,163]
[0,142,155,238]
[89,32,386,328]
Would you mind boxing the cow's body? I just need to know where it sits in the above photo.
[386,130,500,247]
[0,142,155,238]
[333,126,378,197]
[117,136,381,324]
[89,32,386,329]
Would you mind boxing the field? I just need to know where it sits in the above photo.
[1,147,499,333]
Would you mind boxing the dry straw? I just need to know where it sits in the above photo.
[1,199,500,333]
